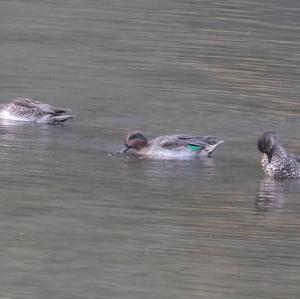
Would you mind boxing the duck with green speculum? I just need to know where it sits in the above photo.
[120,131,224,159]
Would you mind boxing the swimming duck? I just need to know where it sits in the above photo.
[120,131,224,159]
[257,132,300,178]
[0,97,74,124]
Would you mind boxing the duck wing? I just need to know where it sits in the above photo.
[12,97,69,115]
[157,134,219,149]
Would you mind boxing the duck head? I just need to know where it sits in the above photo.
[257,132,279,162]
[120,131,148,153]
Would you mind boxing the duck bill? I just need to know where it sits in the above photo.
[120,144,130,153]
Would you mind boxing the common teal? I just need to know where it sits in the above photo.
[0,97,74,124]
[257,132,300,178]
[121,131,224,159]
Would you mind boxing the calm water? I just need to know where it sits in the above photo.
[0,0,300,298]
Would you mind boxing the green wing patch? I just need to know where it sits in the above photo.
[187,144,203,151]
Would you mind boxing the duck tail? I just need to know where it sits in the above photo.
[53,107,72,114]
[52,114,75,123]
[206,140,224,157]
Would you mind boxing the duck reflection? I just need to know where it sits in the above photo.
[255,177,290,211]
[116,153,217,192]
[0,118,73,164]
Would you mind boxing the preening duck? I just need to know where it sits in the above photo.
[0,97,74,124]
[257,132,300,178]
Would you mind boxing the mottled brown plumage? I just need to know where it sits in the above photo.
[0,97,74,124]
[257,132,300,178]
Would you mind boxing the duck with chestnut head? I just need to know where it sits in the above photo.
[120,131,224,159]
[257,132,300,178]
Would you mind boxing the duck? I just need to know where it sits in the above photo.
[257,131,300,178]
[120,131,224,159]
[0,97,74,124]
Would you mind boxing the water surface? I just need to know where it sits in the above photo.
[0,0,300,298]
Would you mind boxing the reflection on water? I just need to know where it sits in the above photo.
[120,154,217,188]
[255,176,300,213]
[0,118,70,149]
[255,177,287,211]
